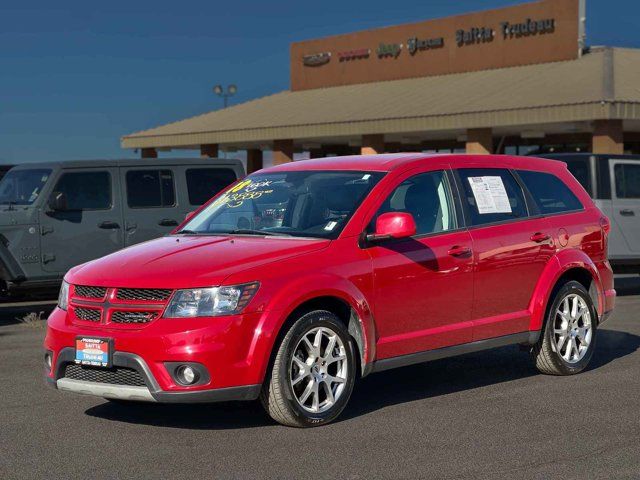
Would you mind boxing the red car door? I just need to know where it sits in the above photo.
[455,167,555,340]
[366,166,474,359]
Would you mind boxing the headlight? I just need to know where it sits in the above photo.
[164,282,259,318]
[58,280,70,311]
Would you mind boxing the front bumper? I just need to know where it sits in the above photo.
[45,347,261,403]
[44,305,280,402]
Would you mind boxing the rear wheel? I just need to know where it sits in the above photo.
[260,310,357,427]
[531,280,597,375]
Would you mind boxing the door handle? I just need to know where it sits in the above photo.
[158,218,179,227]
[530,232,551,243]
[448,245,472,257]
[98,221,121,229]
[620,209,635,217]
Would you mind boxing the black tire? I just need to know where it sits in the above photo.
[531,280,597,375]
[260,310,357,427]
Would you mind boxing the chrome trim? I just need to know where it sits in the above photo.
[56,378,156,402]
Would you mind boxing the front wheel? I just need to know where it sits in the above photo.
[260,310,357,427]
[531,280,597,375]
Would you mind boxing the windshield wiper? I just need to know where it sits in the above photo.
[228,229,291,237]
[175,229,201,235]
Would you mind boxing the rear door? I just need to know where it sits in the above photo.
[610,159,640,253]
[40,167,124,274]
[455,167,555,340]
[121,166,180,246]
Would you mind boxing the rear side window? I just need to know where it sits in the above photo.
[564,159,592,196]
[126,170,175,208]
[186,168,238,205]
[53,171,111,210]
[457,168,528,226]
[614,163,640,198]
[518,170,583,214]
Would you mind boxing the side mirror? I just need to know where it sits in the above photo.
[48,192,68,212]
[185,211,196,222]
[367,212,417,243]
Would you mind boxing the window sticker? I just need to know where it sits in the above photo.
[324,221,338,231]
[468,176,512,214]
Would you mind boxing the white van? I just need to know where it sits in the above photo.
[539,154,640,274]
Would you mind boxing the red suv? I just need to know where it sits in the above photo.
[44,154,616,427]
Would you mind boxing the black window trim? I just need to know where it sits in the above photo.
[364,168,466,243]
[451,168,534,230]
[512,169,586,219]
[51,170,113,212]
[125,168,177,209]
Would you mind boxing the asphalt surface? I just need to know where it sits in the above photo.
[1,279,639,480]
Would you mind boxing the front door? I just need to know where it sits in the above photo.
[40,168,124,274]
[368,167,474,359]
[610,160,640,253]
[120,167,181,246]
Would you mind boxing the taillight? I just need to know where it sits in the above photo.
[600,216,611,235]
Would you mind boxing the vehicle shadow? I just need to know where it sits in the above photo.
[615,275,640,296]
[84,329,639,429]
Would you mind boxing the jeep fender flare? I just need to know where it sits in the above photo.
[528,249,603,331]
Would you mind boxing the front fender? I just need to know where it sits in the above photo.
[528,249,603,331]
[247,273,376,381]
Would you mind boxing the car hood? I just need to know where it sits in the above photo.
[67,235,330,289]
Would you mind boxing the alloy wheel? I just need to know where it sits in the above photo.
[553,293,593,364]
[290,326,348,414]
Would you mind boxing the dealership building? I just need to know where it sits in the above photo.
[121,0,640,172]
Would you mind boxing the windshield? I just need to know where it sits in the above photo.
[0,168,52,206]
[181,170,384,239]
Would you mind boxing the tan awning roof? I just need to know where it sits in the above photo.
[122,47,640,149]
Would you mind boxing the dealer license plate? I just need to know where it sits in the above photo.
[75,337,112,367]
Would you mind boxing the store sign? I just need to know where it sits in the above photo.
[500,18,555,38]
[456,27,495,46]
[407,36,444,55]
[302,52,331,66]
[377,43,402,58]
[338,48,371,61]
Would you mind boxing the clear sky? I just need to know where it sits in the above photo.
[1,0,639,164]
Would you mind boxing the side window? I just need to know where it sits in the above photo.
[457,168,528,226]
[614,163,640,199]
[564,159,593,196]
[373,170,457,235]
[52,171,111,210]
[126,170,175,208]
[186,168,238,205]
[517,170,583,214]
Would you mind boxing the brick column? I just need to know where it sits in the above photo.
[246,149,263,173]
[200,144,219,158]
[361,134,385,155]
[273,139,294,165]
[466,128,493,154]
[140,148,158,158]
[592,120,623,154]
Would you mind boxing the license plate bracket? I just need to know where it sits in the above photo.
[75,337,113,368]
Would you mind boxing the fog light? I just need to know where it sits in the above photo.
[176,365,198,385]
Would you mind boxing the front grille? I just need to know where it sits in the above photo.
[63,364,146,387]
[115,288,172,302]
[111,311,159,324]
[74,285,107,299]
[74,307,101,322]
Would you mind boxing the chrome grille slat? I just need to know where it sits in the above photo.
[74,307,101,322]
[115,288,172,302]
[63,364,146,387]
[74,285,107,299]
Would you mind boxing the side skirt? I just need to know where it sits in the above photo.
[371,331,540,373]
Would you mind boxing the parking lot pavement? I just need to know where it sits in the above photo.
[0,280,639,480]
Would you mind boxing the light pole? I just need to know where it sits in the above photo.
[213,84,237,108]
